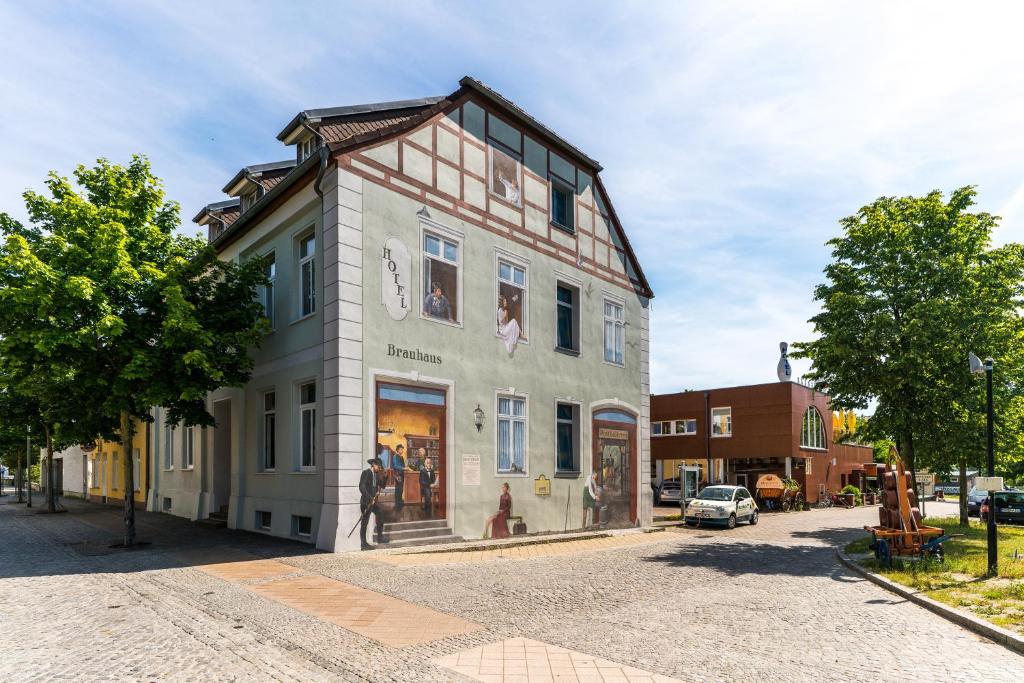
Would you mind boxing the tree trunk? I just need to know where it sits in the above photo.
[121,411,136,547]
[901,429,920,505]
[958,457,968,526]
[45,424,55,512]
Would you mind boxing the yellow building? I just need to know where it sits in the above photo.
[87,418,149,508]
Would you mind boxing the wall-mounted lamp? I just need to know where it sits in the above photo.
[473,404,485,432]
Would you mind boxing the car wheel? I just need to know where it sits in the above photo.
[726,513,737,529]
[749,509,759,525]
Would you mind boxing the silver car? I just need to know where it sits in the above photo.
[655,479,681,505]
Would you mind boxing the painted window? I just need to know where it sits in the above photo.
[299,233,316,317]
[555,402,580,473]
[497,257,528,343]
[801,407,827,450]
[603,299,625,365]
[555,283,580,353]
[261,253,276,329]
[422,231,460,324]
[184,426,195,469]
[163,425,173,470]
[262,391,276,470]
[489,142,522,206]
[711,407,732,437]
[497,396,527,474]
[299,382,316,470]
[550,177,575,231]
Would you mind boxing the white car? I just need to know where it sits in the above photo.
[684,485,758,529]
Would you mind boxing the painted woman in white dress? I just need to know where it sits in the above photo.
[496,295,521,353]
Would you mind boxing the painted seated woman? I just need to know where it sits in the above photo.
[483,482,512,539]
[496,295,521,353]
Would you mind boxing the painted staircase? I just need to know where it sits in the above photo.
[381,519,461,548]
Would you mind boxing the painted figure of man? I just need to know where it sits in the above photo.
[419,452,436,517]
[359,457,387,550]
[391,444,406,510]
[423,282,452,321]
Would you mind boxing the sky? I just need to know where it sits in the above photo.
[2,1,1024,395]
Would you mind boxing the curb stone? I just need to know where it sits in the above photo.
[835,549,1024,657]
[385,526,664,555]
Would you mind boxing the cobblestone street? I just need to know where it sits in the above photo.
[1,496,1021,682]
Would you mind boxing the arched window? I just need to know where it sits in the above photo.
[801,407,827,450]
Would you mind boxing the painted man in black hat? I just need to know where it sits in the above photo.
[359,456,387,550]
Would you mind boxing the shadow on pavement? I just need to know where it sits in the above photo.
[0,495,322,579]
[642,539,863,581]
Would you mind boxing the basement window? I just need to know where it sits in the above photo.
[256,510,272,531]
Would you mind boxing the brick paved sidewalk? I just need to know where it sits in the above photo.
[2,495,1022,682]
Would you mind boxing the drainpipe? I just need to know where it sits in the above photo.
[300,116,329,199]
[704,392,711,485]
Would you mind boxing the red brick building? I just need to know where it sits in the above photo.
[651,382,873,503]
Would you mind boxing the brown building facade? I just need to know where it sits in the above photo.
[651,382,873,503]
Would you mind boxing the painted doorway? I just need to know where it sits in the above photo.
[592,409,638,527]
[375,382,447,522]
[212,399,232,514]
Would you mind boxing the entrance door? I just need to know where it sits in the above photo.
[592,409,638,526]
[212,399,232,513]
[376,382,447,522]
[735,473,748,489]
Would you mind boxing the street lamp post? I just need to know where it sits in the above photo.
[26,426,32,509]
[969,352,997,576]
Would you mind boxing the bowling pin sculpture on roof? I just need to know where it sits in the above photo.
[777,341,793,382]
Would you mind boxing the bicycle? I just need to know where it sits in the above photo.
[817,490,834,508]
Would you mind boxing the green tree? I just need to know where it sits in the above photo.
[0,156,268,544]
[794,187,1024,524]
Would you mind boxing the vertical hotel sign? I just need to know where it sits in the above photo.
[381,237,410,321]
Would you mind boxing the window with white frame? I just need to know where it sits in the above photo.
[298,136,316,163]
[262,391,276,470]
[711,407,732,437]
[261,252,276,328]
[801,407,827,450]
[676,419,697,435]
[112,453,119,489]
[163,426,173,470]
[555,282,580,353]
[241,189,258,212]
[652,421,672,436]
[603,298,625,365]
[422,230,460,323]
[299,382,316,470]
[555,402,580,473]
[298,233,316,317]
[497,395,527,474]
[90,458,99,487]
[497,256,528,341]
[184,426,195,469]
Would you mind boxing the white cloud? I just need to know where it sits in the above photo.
[2,1,1022,394]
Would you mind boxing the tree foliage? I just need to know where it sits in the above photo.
[794,187,1024,487]
[0,156,267,542]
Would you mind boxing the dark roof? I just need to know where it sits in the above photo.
[276,97,445,142]
[457,76,602,172]
[192,197,240,224]
[221,159,296,195]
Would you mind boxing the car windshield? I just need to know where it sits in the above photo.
[697,487,734,501]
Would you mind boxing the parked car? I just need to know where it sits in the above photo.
[967,487,989,517]
[655,479,681,506]
[683,485,758,529]
[989,491,1024,525]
